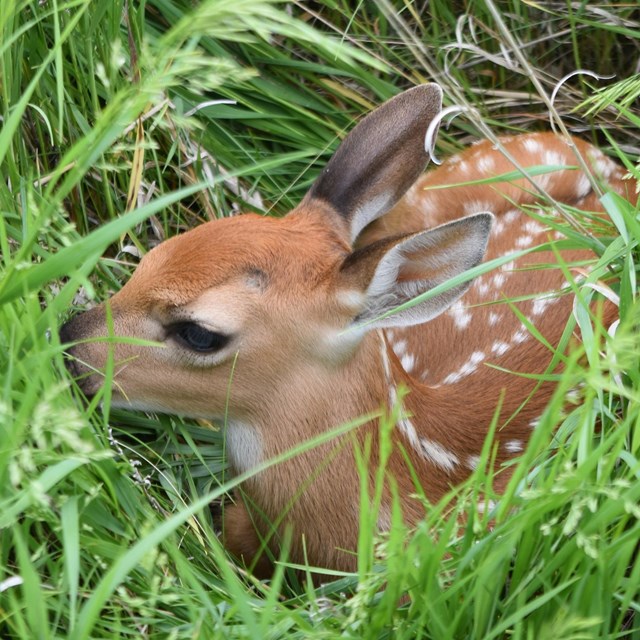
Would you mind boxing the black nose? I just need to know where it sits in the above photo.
[58,305,106,397]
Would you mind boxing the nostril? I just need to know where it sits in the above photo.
[58,307,104,397]
[59,332,93,395]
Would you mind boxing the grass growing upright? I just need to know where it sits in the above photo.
[1,1,639,637]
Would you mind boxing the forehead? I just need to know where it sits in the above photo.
[125,213,348,306]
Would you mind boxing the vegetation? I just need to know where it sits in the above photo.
[1,0,639,637]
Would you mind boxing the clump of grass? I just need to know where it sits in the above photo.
[1,0,639,637]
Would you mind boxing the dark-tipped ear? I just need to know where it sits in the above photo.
[303,84,442,243]
[338,213,493,330]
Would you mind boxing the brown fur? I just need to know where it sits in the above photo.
[61,88,637,577]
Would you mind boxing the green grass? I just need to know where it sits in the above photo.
[1,0,639,637]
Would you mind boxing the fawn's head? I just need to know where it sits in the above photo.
[61,84,492,421]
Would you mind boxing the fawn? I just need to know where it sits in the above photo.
[61,84,636,576]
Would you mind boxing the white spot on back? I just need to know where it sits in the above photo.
[442,371,462,385]
[464,200,494,215]
[543,150,565,166]
[516,235,534,248]
[491,273,506,289]
[380,335,393,390]
[477,155,496,173]
[595,158,614,179]
[419,438,459,471]
[589,150,616,179]
[491,340,510,356]
[512,328,529,344]
[535,172,553,191]
[505,439,524,453]
[532,294,558,316]
[576,173,592,198]
[448,300,472,329]
[395,408,420,451]
[503,210,519,224]
[491,219,506,236]
[524,220,546,235]
[488,312,501,326]
[467,454,481,470]
[400,353,416,373]
[522,137,542,154]
[475,279,490,296]
[392,339,408,358]
[443,351,486,384]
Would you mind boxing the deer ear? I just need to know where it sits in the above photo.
[303,84,442,243]
[339,213,493,330]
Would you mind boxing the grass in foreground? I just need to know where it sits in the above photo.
[1,0,639,637]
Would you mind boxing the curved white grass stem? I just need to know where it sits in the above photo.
[549,70,615,134]
[425,105,479,165]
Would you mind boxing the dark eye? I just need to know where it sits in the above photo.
[171,322,230,353]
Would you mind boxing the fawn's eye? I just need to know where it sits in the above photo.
[171,322,230,353]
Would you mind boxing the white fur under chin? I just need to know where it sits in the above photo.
[224,420,264,475]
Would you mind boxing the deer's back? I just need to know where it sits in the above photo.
[363,133,635,487]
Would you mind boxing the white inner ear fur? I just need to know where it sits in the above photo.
[350,191,396,242]
[357,213,493,329]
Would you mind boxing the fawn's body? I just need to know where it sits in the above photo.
[61,85,636,575]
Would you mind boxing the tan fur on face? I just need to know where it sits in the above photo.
[66,210,364,418]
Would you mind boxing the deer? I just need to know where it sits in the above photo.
[60,83,636,578]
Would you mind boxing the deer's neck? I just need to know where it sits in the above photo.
[224,333,457,509]
[222,331,485,564]
[229,332,390,466]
